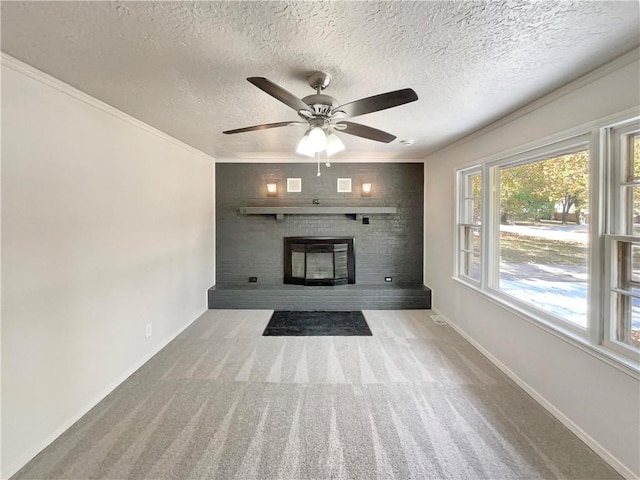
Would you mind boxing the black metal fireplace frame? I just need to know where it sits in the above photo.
[284,237,355,286]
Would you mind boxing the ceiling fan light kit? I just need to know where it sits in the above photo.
[325,133,345,156]
[307,127,328,152]
[296,132,315,157]
[223,71,418,161]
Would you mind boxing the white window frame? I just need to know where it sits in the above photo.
[603,119,640,361]
[455,166,482,285]
[484,135,592,337]
[454,113,640,371]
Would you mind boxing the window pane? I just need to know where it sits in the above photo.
[463,173,482,225]
[460,251,481,281]
[615,241,640,295]
[631,134,640,181]
[633,244,640,284]
[612,293,640,350]
[470,254,481,281]
[612,240,640,351]
[460,226,480,253]
[463,199,475,224]
[625,185,640,235]
[471,173,482,224]
[460,225,481,282]
[472,228,481,253]
[499,151,589,327]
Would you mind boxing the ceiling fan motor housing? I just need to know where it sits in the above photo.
[301,93,338,116]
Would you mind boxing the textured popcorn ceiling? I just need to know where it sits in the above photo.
[1,1,639,160]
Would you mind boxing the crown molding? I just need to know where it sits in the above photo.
[1,53,215,163]
[425,46,640,159]
[214,156,425,164]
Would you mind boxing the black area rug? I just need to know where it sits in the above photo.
[263,311,372,336]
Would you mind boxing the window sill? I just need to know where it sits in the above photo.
[451,276,640,379]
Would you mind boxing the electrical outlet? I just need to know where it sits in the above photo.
[362,217,370,225]
[249,276,258,283]
[145,323,152,338]
[312,199,320,205]
[385,277,393,282]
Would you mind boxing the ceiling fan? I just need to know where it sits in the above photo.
[223,71,418,157]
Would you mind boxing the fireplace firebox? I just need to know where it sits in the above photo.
[284,237,355,286]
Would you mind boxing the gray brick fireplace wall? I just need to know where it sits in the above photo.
[215,162,424,286]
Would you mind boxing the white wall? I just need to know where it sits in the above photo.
[424,50,640,479]
[1,55,215,478]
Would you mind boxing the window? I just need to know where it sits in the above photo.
[457,168,482,283]
[604,121,640,358]
[455,120,640,368]
[498,149,589,328]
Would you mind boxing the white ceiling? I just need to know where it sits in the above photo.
[2,1,639,160]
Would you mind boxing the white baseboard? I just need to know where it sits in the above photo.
[2,311,204,480]
[432,308,638,480]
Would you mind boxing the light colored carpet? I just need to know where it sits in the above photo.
[12,309,621,479]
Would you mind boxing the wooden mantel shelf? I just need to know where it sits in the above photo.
[239,206,397,221]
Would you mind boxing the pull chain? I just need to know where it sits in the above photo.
[317,153,321,176]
